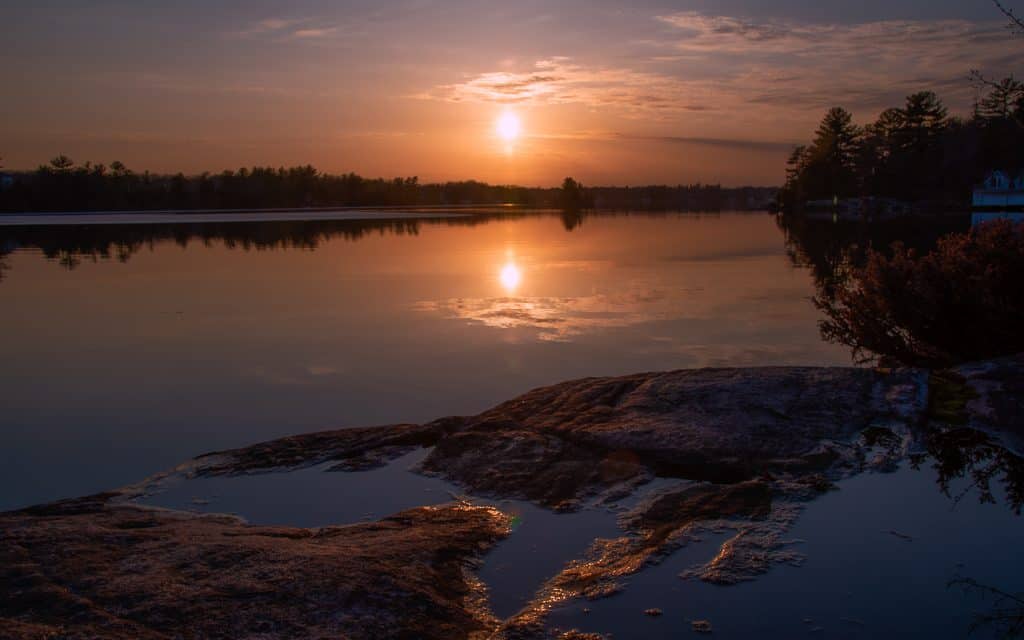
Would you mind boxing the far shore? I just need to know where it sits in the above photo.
[0,206,497,227]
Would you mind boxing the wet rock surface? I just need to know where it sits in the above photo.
[4,358,1023,639]
[954,354,1024,453]
[187,365,929,510]
[1,495,509,639]
[195,422,439,475]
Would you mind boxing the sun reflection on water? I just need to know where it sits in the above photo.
[500,262,522,292]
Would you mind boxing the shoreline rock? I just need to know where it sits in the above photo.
[1,495,510,639]
[3,356,1022,639]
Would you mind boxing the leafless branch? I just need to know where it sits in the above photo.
[993,0,1024,35]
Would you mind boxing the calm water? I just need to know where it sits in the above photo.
[0,211,848,510]
[140,455,1022,638]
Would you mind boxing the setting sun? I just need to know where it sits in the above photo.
[496,112,522,142]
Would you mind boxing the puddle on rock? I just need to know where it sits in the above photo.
[137,451,1024,638]
[137,447,622,618]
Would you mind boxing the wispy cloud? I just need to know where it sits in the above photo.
[423,57,713,115]
[231,17,340,41]
[617,133,798,152]
[655,13,1011,112]
[293,27,338,39]
[426,13,1014,128]
[657,12,996,57]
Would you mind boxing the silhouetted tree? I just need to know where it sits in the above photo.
[48,155,74,172]
[777,82,1024,210]
[897,92,949,151]
[559,177,591,211]
[0,158,772,214]
[976,77,1024,122]
[800,107,860,200]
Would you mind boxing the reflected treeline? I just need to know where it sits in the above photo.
[775,210,970,299]
[780,211,1024,515]
[0,209,737,281]
[781,211,1024,368]
[920,427,1024,515]
[0,210,551,278]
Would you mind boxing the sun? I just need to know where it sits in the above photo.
[496,111,521,142]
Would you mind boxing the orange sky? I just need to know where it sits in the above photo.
[1,1,1019,186]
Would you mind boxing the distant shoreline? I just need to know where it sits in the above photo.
[0,207,492,227]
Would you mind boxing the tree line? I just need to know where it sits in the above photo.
[0,159,773,213]
[777,79,1024,210]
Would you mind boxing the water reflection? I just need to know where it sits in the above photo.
[922,427,1024,515]
[0,211,852,510]
[499,261,522,293]
[774,211,970,302]
[0,209,548,282]
[415,288,701,342]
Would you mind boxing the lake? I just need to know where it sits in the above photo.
[0,210,849,510]
[3,209,1020,639]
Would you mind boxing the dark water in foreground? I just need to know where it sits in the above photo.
[0,211,849,510]
[141,450,1021,639]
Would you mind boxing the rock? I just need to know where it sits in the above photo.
[198,422,440,476]
[623,481,772,536]
[954,354,1024,454]
[181,366,928,511]
[557,632,606,640]
[10,358,1009,640]
[0,494,510,640]
[419,366,927,509]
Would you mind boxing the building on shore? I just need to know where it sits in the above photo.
[972,170,1024,226]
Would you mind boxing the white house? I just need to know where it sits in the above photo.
[972,170,1024,226]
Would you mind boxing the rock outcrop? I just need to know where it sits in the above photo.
[1,495,509,639]
[3,358,1022,639]
[182,365,929,511]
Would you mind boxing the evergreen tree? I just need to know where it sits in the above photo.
[802,107,860,199]
[976,77,1024,122]
[895,91,948,154]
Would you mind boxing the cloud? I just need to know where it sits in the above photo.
[231,18,301,37]
[231,18,340,41]
[618,134,798,153]
[293,27,338,39]
[655,12,1012,112]
[423,57,713,115]
[656,12,996,58]
[426,14,1015,130]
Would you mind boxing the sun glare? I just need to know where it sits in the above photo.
[496,112,521,142]
[500,262,522,292]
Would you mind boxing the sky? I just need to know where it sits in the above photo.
[1,0,1020,186]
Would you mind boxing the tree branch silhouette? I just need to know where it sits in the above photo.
[993,0,1024,35]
